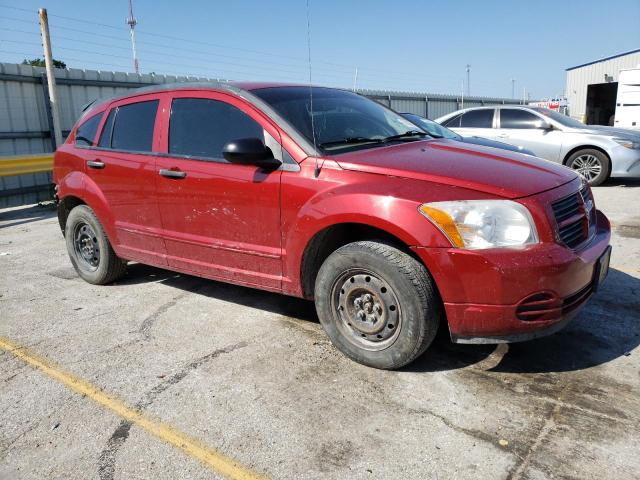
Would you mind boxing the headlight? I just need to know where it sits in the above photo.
[613,138,640,149]
[419,200,538,249]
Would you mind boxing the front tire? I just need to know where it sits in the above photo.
[314,241,440,369]
[64,205,127,285]
[567,149,610,186]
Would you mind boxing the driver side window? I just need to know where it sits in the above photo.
[500,109,542,129]
[169,98,264,160]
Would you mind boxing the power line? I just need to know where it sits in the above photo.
[0,6,492,86]
[0,6,504,94]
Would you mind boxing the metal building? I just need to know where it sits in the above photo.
[565,48,640,125]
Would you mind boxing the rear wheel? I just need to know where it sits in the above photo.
[65,205,126,284]
[314,241,440,369]
[567,149,610,186]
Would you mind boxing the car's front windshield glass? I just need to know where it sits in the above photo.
[253,87,431,153]
[531,108,586,128]
[401,113,460,140]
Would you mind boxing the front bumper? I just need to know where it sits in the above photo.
[610,144,640,178]
[412,210,611,343]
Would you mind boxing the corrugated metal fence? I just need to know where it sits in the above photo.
[0,61,525,207]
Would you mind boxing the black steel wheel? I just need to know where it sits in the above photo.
[73,222,100,271]
[332,269,402,351]
[315,241,441,369]
[64,205,127,284]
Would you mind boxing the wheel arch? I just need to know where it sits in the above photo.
[56,172,118,243]
[299,222,430,300]
[57,195,86,235]
[562,145,610,165]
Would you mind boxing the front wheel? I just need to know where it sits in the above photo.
[567,149,611,186]
[314,241,441,369]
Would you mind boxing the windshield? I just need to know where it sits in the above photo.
[531,108,587,128]
[252,87,430,153]
[401,113,460,140]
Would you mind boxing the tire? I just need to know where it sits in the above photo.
[566,149,611,186]
[314,241,441,369]
[64,205,127,285]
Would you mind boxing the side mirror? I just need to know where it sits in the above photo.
[222,137,281,169]
[537,120,553,130]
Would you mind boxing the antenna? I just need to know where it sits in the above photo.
[465,64,470,96]
[306,0,320,177]
[126,0,139,74]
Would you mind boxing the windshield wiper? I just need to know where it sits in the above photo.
[382,130,431,142]
[318,137,383,148]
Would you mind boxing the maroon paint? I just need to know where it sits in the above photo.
[54,84,611,341]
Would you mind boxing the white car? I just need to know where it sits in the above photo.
[436,106,640,185]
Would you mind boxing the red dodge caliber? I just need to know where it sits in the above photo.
[54,83,612,369]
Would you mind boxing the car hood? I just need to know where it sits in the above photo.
[460,136,526,153]
[333,139,577,199]
[564,125,640,139]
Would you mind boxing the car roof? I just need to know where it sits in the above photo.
[436,105,536,120]
[84,81,309,110]
[82,81,322,157]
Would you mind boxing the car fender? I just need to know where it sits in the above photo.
[56,171,119,245]
[281,183,454,295]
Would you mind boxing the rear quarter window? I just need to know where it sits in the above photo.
[74,112,103,146]
[442,114,461,128]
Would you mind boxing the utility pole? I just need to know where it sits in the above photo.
[465,64,471,96]
[511,78,515,99]
[352,67,358,92]
[38,8,62,149]
[461,79,465,109]
[126,0,139,74]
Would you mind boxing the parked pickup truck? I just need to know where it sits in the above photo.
[54,83,612,369]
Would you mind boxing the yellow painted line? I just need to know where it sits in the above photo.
[0,154,54,176]
[0,336,266,480]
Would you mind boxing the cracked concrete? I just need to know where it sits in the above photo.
[1,181,640,479]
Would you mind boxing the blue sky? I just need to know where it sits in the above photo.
[1,0,639,99]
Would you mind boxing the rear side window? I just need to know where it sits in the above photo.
[442,114,461,128]
[459,109,494,128]
[169,98,264,159]
[500,109,542,129]
[75,112,103,146]
[110,100,159,152]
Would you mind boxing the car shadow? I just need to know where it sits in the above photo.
[114,264,639,374]
[407,268,640,374]
[0,203,56,229]
[604,178,640,188]
[114,262,319,323]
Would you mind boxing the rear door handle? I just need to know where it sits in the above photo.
[159,169,187,179]
[87,160,105,169]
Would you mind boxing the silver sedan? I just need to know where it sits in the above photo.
[436,106,640,185]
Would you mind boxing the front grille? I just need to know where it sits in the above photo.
[551,184,594,249]
[562,282,593,314]
[515,282,594,322]
[515,292,557,321]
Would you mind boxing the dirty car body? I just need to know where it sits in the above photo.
[54,83,612,369]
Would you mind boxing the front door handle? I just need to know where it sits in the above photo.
[159,169,187,179]
[87,160,105,169]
